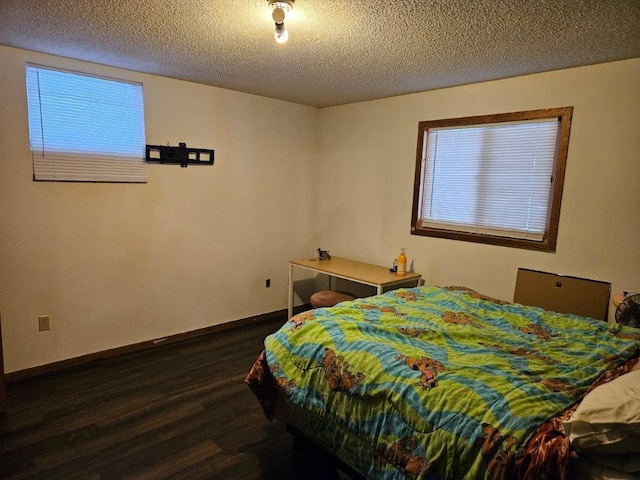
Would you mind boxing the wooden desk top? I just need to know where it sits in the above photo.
[290,256,421,287]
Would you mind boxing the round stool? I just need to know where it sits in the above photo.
[310,290,355,308]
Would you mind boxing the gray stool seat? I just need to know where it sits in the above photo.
[310,290,356,308]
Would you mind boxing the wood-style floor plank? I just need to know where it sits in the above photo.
[0,317,297,480]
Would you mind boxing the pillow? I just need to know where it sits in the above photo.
[564,370,640,455]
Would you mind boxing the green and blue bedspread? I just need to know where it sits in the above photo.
[262,285,640,479]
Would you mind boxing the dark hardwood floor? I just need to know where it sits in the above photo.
[0,317,297,479]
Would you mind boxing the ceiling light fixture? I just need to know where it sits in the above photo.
[268,0,294,44]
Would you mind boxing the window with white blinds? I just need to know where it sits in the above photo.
[411,108,573,252]
[25,64,147,183]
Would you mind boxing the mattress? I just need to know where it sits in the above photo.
[246,285,640,479]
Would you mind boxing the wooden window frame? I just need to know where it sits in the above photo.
[410,107,573,252]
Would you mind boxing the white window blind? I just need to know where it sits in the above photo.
[25,64,147,183]
[420,119,560,241]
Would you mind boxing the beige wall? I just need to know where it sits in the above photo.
[0,46,319,373]
[2,45,639,374]
[317,59,640,316]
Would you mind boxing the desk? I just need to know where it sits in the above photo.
[288,256,422,318]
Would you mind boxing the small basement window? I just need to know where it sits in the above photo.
[411,107,573,252]
[25,64,147,183]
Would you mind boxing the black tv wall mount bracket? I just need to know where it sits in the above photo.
[145,143,215,167]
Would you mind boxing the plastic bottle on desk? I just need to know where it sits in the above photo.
[397,248,407,276]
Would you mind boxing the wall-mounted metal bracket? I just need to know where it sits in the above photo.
[145,143,214,168]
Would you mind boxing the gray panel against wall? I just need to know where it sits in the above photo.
[513,268,611,321]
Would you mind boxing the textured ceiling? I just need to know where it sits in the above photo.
[1,0,639,107]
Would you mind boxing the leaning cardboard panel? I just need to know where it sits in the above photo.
[513,268,611,321]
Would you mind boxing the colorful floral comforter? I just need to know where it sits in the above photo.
[246,285,640,479]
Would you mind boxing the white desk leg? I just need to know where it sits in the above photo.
[377,285,384,295]
[288,263,294,319]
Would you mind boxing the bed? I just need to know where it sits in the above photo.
[245,285,640,479]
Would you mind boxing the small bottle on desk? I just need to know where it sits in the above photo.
[397,248,407,276]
